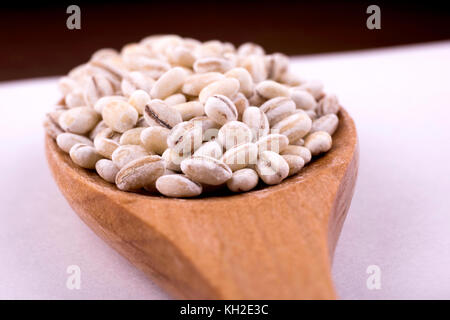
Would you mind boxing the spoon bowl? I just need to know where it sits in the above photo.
[45,107,358,299]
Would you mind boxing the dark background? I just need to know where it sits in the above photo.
[1,0,449,81]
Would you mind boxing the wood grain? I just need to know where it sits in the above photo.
[45,108,359,299]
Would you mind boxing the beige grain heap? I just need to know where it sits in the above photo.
[45,35,341,197]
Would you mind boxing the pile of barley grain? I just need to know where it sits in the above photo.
[44,35,340,197]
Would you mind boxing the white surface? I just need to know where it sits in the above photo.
[0,41,449,299]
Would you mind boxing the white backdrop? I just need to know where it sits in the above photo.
[1,41,449,299]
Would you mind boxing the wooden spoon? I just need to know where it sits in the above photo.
[45,108,358,299]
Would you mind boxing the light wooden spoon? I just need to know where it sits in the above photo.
[45,108,358,299]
